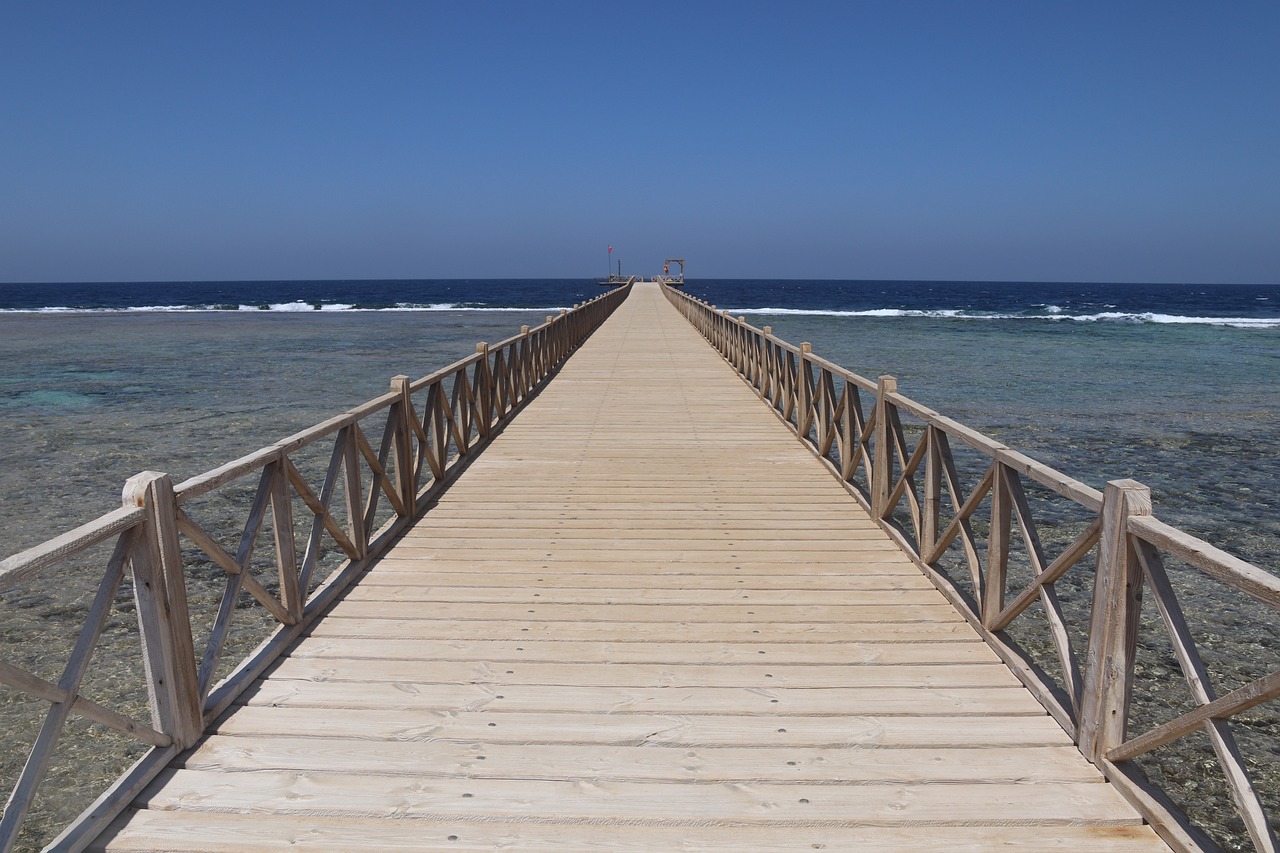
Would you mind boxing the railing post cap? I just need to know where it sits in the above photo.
[476,342,488,353]
[800,342,813,353]
[763,326,772,335]
[122,471,172,505]
[738,316,745,322]
[877,374,898,391]
[560,309,568,315]
[521,325,530,334]
[1103,479,1153,514]
[1106,478,1149,492]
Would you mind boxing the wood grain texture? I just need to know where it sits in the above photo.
[98,810,1169,853]
[96,283,1167,851]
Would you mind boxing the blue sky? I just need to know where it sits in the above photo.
[2,1,1278,283]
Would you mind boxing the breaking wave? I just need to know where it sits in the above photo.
[727,307,1280,328]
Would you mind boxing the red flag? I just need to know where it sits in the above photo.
[608,246,613,252]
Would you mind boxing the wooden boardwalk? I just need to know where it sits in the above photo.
[94,284,1169,851]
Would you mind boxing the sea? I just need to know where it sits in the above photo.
[10,278,1273,556]
[1,277,1278,849]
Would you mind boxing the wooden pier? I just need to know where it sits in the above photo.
[85,284,1162,850]
[3,283,1278,851]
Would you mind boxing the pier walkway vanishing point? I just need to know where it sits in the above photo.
[88,283,1167,851]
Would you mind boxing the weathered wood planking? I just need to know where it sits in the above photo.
[93,283,1168,851]
[100,812,1167,853]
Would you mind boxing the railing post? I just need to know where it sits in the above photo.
[737,317,747,375]
[922,425,941,560]
[474,343,493,437]
[519,325,532,398]
[543,316,554,379]
[762,327,775,404]
[122,471,202,748]
[872,375,898,518]
[1079,479,1151,763]
[984,463,1012,626]
[797,343,814,437]
[390,375,415,512]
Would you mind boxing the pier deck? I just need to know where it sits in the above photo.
[94,284,1168,850]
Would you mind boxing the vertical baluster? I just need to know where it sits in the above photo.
[340,426,366,558]
[267,458,301,623]
[922,425,941,560]
[122,471,202,747]
[984,464,1012,626]
[797,343,814,438]
[872,375,898,518]
[762,327,774,403]
[390,375,415,511]
[474,343,493,438]
[519,325,532,400]
[1079,479,1150,763]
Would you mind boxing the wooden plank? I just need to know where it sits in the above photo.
[98,811,1170,852]
[288,636,994,663]
[237,680,1045,716]
[323,600,968,623]
[355,570,940,589]
[336,584,949,606]
[133,769,1146,825]
[365,558,924,573]
[303,617,983,643]
[408,502,876,513]
[180,736,1103,784]
[399,523,887,536]
[212,705,1077,746]
[380,543,907,558]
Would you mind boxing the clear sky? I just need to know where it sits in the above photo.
[2,1,1278,283]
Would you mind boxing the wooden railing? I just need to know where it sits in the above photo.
[664,285,1280,853]
[0,284,630,853]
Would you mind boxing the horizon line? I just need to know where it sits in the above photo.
[4,276,1279,288]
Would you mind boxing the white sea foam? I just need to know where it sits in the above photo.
[389,303,568,312]
[3,302,1276,327]
[0,305,203,314]
[723,306,1280,328]
[729,307,968,319]
[1,304,556,314]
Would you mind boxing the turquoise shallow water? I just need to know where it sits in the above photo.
[0,302,1277,849]
[0,311,552,552]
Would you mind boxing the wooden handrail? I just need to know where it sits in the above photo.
[0,283,632,853]
[0,506,144,592]
[662,283,1279,853]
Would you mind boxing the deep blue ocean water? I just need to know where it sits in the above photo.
[3,278,1279,327]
